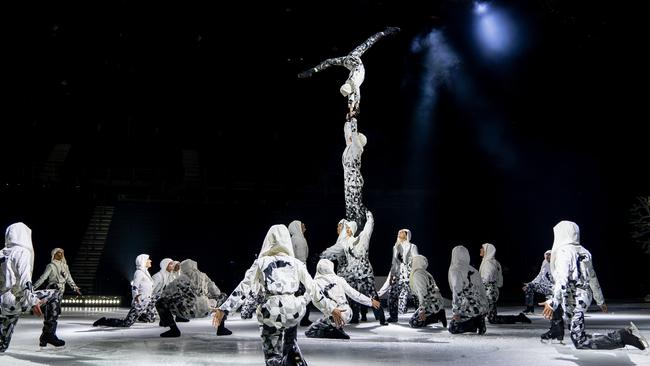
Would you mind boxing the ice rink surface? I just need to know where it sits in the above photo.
[1,304,649,365]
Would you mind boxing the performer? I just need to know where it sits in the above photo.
[378,229,419,322]
[298,27,400,115]
[447,245,488,334]
[541,221,647,350]
[408,255,446,328]
[1,223,64,351]
[341,116,369,230]
[479,243,531,324]
[93,254,157,327]
[34,248,81,296]
[156,259,230,337]
[305,259,380,339]
[340,211,387,325]
[522,250,553,314]
[213,225,344,366]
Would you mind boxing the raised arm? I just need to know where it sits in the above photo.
[33,263,54,289]
[349,27,400,58]
[298,57,346,78]
[356,211,374,253]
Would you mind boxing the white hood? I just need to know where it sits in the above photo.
[159,258,173,272]
[550,221,580,274]
[448,245,471,292]
[398,229,412,243]
[259,225,294,258]
[135,254,152,281]
[345,221,358,236]
[288,220,308,263]
[5,222,34,270]
[409,254,430,294]
[479,243,502,286]
[5,222,33,251]
[50,248,66,264]
[315,259,337,281]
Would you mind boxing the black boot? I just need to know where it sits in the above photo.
[175,316,190,323]
[373,306,388,326]
[476,316,487,335]
[517,312,532,324]
[93,317,107,327]
[541,321,564,342]
[160,324,181,338]
[523,306,534,314]
[39,333,65,348]
[436,309,448,328]
[217,321,232,336]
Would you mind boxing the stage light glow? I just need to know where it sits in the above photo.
[474,2,488,15]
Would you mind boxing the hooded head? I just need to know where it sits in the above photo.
[160,258,173,272]
[135,254,150,271]
[397,229,412,244]
[258,225,294,258]
[544,250,552,262]
[481,243,496,261]
[550,220,581,274]
[288,220,305,238]
[340,82,353,97]
[345,221,358,237]
[316,259,336,277]
[5,222,33,251]
[180,259,198,274]
[51,248,66,264]
[411,254,428,272]
[450,245,470,267]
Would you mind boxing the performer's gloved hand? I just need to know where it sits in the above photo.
[384,26,400,35]
[75,287,83,296]
[371,299,381,309]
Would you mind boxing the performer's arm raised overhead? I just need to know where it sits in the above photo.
[298,57,346,78]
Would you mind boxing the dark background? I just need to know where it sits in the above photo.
[2,0,648,302]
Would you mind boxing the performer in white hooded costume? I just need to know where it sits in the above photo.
[378,229,419,322]
[1,223,65,351]
[522,250,553,314]
[305,259,380,339]
[541,221,647,350]
[320,219,350,277]
[340,211,387,325]
[213,225,344,366]
[447,245,488,334]
[479,243,531,324]
[152,258,174,297]
[298,27,400,115]
[408,255,446,328]
[34,248,81,296]
[156,259,229,337]
[93,254,157,327]
[152,258,190,323]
